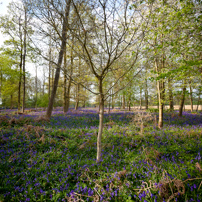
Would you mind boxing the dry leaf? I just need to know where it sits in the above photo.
[39,134,45,144]
[79,140,90,150]
[196,162,202,172]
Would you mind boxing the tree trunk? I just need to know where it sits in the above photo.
[97,78,104,163]
[46,0,71,119]
[22,7,27,113]
[179,83,186,117]
[145,78,148,110]
[75,84,80,110]
[83,100,86,108]
[140,87,142,110]
[168,78,174,111]
[83,87,86,108]
[112,93,114,109]
[75,56,81,110]
[48,37,52,100]
[189,82,193,112]
[196,89,201,112]
[108,96,111,114]
[52,66,54,93]
[18,50,23,112]
[155,58,165,129]
[155,32,166,128]
[66,80,71,111]
[66,38,74,112]
[10,94,13,109]
[66,76,72,112]
[156,81,158,107]
[158,93,163,128]
[157,79,165,128]
[63,42,67,113]
[35,66,37,108]
[42,69,45,96]
[120,95,122,108]
[18,19,23,112]
[122,94,125,109]
[128,100,131,111]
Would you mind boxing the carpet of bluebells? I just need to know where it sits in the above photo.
[0,108,202,202]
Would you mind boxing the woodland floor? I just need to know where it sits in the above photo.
[0,108,202,202]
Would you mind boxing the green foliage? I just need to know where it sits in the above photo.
[36,93,49,108]
[146,108,158,113]
[0,54,19,107]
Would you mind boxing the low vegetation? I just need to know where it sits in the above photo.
[0,108,202,201]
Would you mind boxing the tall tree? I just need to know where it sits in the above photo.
[46,2,71,118]
[26,0,72,117]
[22,1,28,112]
[63,39,68,112]
[0,1,34,112]
[143,0,202,126]
[179,80,186,117]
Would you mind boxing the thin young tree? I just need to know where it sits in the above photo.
[67,0,153,162]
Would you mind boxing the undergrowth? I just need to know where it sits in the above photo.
[0,108,202,201]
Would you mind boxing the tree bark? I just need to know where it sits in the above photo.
[140,87,142,110]
[75,83,80,110]
[66,80,72,111]
[52,66,54,94]
[145,78,148,110]
[63,42,67,113]
[66,64,73,111]
[158,81,164,128]
[168,78,174,111]
[42,69,45,96]
[155,58,165,129]
[46,0,71,119]
[128,100,131,111]
[48,37,52,100]
[10,94,13,109]
[196,89,201,112]
[66,37,74,112]
[75,56,81,110]
[18,19,23,112]
[112,92,114,109]
[22,7,27,113]
[122,94,125,109]
[120,95,122,108]
[97,78,104,163]
[108,95,111,113]
[179,82,186,117]
[189,82,193,112]
[18,50,23,112]
[35,66,37,108]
